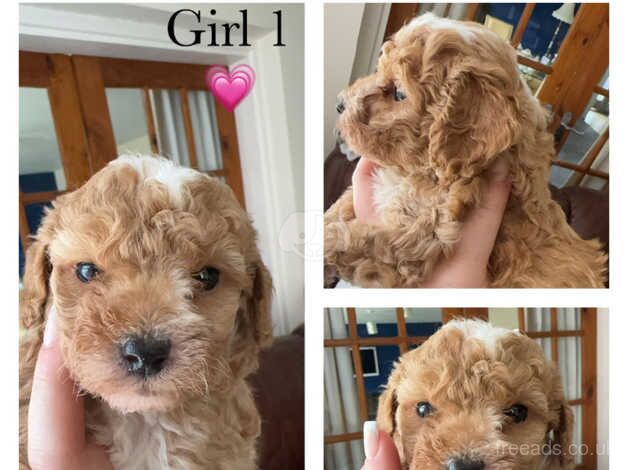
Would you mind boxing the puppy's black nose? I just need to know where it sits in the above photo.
[120,335,170,377]
[336,100,345,114]
[446,457,485,470]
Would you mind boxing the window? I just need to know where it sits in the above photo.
[358,347,379,377]
[324,307,446,469]
[466,3,609,189]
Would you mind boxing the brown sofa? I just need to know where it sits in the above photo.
[250,325,304,470]
[324,146,609,284]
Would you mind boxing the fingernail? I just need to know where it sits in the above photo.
[363,421,379,460]
[43,305,58,347]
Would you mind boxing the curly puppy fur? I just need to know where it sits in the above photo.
[325,14,607,287]
[378,319,574,469]
[19,155,273,469]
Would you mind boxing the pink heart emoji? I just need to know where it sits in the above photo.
[205,65,255,112]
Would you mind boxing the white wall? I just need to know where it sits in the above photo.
[350,4,390,81]
[488,307,520,329]
[278,5,304,211]
[323,4,365,156]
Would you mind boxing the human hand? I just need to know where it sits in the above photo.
[352,157,511,287]
[27,306,113,470]
[362,421,402,470]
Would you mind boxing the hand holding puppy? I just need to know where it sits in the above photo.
[352,157,511,288]
[361,422,402,470]
[27,306,113,470]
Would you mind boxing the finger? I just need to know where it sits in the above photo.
[478,156,511,213]
[362,422,402,470]
[452,158,512,269]
[352,157,381,224]
[28,306,86,470]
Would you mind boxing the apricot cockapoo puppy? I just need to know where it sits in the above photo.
[325,14,607,287]
[378,319,574,470]
[19,155,273,469]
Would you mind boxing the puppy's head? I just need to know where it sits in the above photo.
[377,319,573,469]
[20,155,273,413]
[337,13,547,182]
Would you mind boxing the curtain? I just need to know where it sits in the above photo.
[324,308,364,470]
[150,89,223,172]
[524,307,583,462]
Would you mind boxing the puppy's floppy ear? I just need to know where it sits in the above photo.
[425,42,521,183]
[555,403,574,467]
[20,204,61,332]
[247,260,274,348]
[231,258,273,375]
[20,239,52,331]
[20,201,65,332]
[546,368,575,468]
[377,363,402,435]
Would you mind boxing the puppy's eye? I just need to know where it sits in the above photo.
[504,404,528,423]
[393,86,406,102]
[76,262,100,283]
[416,401,433,418]
[193,267,220,290]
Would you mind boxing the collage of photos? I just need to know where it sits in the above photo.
[15,2,615,470]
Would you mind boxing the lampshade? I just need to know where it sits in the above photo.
[552,4,575,24]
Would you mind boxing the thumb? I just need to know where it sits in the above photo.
[450,158,511,269]
[352,157,381,224]
[480,156,511,213]
[27,306,86,469]
[362,422,402,470]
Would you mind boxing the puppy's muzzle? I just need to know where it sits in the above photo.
[446,457,485,470]
[120,334,171,378]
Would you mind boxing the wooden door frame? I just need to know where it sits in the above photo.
[19,51,92,248]
[580,308,598,470]
[71,54,246,207]
[70,55,118,174]
[19,52,92,191]
[19,51,247,248]
[536,3,609,146]
[323,307,438,446]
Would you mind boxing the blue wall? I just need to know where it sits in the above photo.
[479,3,581,58]
[357,321,442,393]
